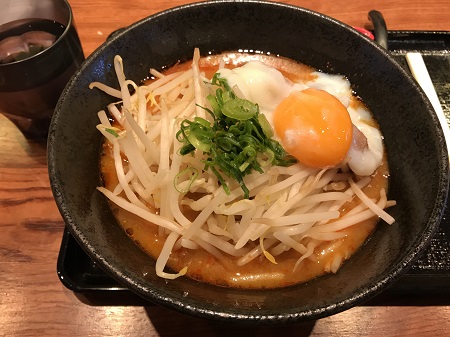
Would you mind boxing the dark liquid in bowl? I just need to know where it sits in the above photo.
[0,18,84,138]
[0,19,65,64]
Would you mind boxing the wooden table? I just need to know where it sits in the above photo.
[1,0,450,336]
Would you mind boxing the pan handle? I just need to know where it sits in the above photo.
[368,10,389,50]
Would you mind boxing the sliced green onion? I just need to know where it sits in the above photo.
[193,117,211,128]
[258,113,274,138]
[210,166,231,195]
[105,127,120,138]
[176,74,297,198]
[174,167,199,194]
[222,98,258,120]
[207,94,220,115]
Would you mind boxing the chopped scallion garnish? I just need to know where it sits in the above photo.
[177,73,297,198]
[105,127,120,138]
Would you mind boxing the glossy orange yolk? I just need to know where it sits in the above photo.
[273,88,353,168]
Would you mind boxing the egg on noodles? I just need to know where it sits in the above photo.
[90,48,396,289]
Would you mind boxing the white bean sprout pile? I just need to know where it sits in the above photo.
[90,49,396,281]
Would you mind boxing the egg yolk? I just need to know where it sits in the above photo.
[273,88,353,168]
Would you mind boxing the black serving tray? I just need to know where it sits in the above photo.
[57,31,450,305]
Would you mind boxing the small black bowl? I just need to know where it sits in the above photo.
[48,0,449,325]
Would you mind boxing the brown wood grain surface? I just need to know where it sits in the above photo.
[1,1,450,336]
